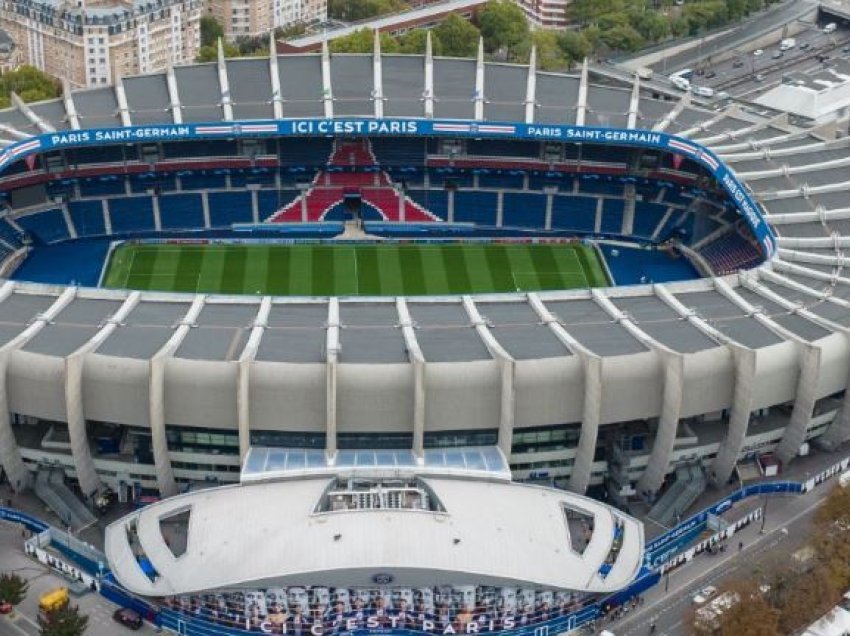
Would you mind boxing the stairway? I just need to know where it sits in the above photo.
[35,468,97,532]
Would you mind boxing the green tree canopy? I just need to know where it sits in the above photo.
[0,65,60,110]
[0,573,28,606]
[329,28,399,54]
[397,29,442,55]
[478,0,530,60]
[196,40,239,63]
[38,604,89,636]
[200,15,224,48]
[328,0,408,22]
[434,14,480,58]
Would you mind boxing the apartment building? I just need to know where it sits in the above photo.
[207,0,327,40]
[0,0,202,88]
[516,0,569,29]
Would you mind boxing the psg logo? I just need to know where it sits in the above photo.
[371,573,394,585]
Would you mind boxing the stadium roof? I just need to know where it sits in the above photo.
[105,476,644,596]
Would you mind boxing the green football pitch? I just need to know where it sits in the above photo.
[101,242,609,296]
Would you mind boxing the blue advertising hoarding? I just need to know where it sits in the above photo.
[0,117,776,259]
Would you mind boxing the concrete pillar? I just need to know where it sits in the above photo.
[166,66,183,125]
[62,79,81,129]
[217,38,234,121]
[114,79,132,127]
[424,32,434,118]
[474,38,485,121]
[269,31,284,120]
[575,58,589,127]
[321,39,334,119]
[710,345,756,486]
[637,352,685,494]
[397,298,426,457]
[237,297,272,461]
[776,344,821,463]
[626,74,641,130]
[64,354,100,497]
[524,46,537,124]
[326,299,340,459]
[569,354,603,494]
[373,30,384,119]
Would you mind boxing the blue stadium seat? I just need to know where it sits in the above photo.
[109,196,155,234]
[454,191,497,225]
[79,177,126,197]
[428,172,474,188]
[257,189,300,218]
[230,171,276,188]
[477,173,524,190]
[655,210,689,241]
[159,193,205,230]
[69,200,106,237]
[16,209,71,244]
[279,138,334,166]
[551,195,597,232]
[370,138,425,166]
[407,190,447,220]
[129,174,177,193]
[600,199,624,235]
[503,192,546,228]
[579,179,623,197]
[632,202,668,239]
[466,139,539,158]
[179,172,227,190]
[209,191,254,227]
[527,174,573,192]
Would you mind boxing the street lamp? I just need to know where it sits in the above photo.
[759,494,768,534]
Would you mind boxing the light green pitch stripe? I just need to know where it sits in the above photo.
[288,246,314,296]
[242,245,270,295]
[376,246,404,295]
[197,246,228,293]
[417,246,451,296]
[550,247,586,288]
[461,244,496,293]
[333,247,358,296]
[504,245,540,292]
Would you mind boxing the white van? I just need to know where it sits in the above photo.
[691,85,715,98]
[780,38,796,51]
[670,75,691,91]
[839,469,850,487]
[824,22,837,34]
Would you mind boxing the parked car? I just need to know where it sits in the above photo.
[753,49,764,57]
[693,585,718,605]
[705,70,717,78]
[0,601,13,615]
[113,608,143,630]
[754,73,766,82]
[799,41,811,50]
[772,50,784,59]
[732,59,745,68]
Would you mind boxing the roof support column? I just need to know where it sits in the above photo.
[575,58,589,127]
[637,352,685,494]
[373,31,384,119]
[321,39,334,119]
[653,93,690,132]
[0,284,75,492]
[114,79,132,127]
[62,80,81,130]
[822,361,850,448]
[463,296,515,456]
[397,298,426,457]
[217,39,234,121]
[149,296,205,497]
[269,32,284,120]
[12,92,55,133]
[237,297,272,461]
[524,46,537,124]
[326,299,340,459]
[474,38,485,122]
[626,74,641,129]
[776,344,821,463]
[711,344,757,486]
[166,66,183,125]
[569,354,602,494]
[423,33,435,118]
[66,292,141,497]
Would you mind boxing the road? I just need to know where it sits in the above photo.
[649,0,819,74]
[598,480,834,636]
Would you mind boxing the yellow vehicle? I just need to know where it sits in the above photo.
[38,587,69,615]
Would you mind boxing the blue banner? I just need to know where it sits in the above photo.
[0,118,776,258]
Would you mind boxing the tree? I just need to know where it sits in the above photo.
[328,28,399,54]
[200,15,224,48]
[38,604,88,636]
[433,14,479,58]
[328,0,408,22]
[0,573,28,606]
[716,581,780,636]
[0,65,61,109]
[478,0,530,60]
[196,41,239,62]
[528,30,568,71]
[598,24,645,52]
[557,30,591,65]
[398,29,442,55]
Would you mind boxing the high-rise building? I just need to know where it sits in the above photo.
[206,0,328,41]
[515,0,569,29]
[0,0,202,88]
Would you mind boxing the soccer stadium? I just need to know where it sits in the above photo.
[0,34,849,635]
